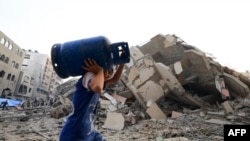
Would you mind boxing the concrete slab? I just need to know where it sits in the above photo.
[103,112,125,130]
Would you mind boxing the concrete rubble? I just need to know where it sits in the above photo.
[1,33,250,141]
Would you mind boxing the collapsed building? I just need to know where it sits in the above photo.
[124,34,250,107]
[51,33,250,121]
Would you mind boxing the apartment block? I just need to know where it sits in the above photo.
[1,31,63,103]
[14,71,34,99]
[0,31,25,98]
[22,50,63,102]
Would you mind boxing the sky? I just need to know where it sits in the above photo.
[0,0,249,72]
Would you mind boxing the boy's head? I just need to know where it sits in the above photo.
[104,68,114,80]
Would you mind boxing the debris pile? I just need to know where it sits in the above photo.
[50,95,72,119]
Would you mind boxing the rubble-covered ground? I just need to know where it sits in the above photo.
[1,97,250,141]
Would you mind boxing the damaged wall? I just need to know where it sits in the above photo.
[123,54,169,103]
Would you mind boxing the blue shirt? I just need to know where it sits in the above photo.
[59,72,103,141]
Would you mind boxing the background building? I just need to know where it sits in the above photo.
[14,71,34,100]
[21,50,63,103]
[0,31,25,99]
[0,31,63,103]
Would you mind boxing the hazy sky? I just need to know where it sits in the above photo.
[0,0,249,72]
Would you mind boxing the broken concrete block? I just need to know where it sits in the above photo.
[154,62,183,93]
[58,95,72,106]
[117,90,134,99]
[122,82,147,109]
[125,55,169,104]
[174,59,194,85]
[132,56,155,87]
[163,137,189,141]
[207,111,225,118]
[239,73,250,87]
[99,99,111,109]
[128,66,139,83]
[50,105,72,119]
[226,115,237,120]
[164,34,177,47]
[171,111,183,119]
[174,61,183,75]
[146,99,153,107]
[137,63,155,85]
[124,112,140,125]
[204,119,231,125]
[129,46,145,61]
[103,112,125,130]
[139,34,185,66]
[103,93,117,105]
[200,111,206,117]
[223,73,250,98]
[146,102,166,120]
[108,105,117,112]
[222,101,234,114]
[127,55,155,86]
[138,80,164,102]
[111,93,127,104]
[237,111,246,117]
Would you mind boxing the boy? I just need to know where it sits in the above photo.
[60,58,124,141]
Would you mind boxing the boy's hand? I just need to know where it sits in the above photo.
[82,59,103,73]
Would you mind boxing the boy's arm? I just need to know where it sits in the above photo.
[82,59,105,94]
[105,64,124,87]
[89,68,105,94]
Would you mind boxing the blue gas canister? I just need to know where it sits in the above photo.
[51,36,130,79]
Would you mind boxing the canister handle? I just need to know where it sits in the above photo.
[109,42,130,65]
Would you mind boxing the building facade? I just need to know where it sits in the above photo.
[0,31,25,98]
[1,31,63,103]
[21,50,63,102]
[14,71,34,100]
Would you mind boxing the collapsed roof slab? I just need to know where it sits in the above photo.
[223,73,250,98]
[239,73,250,87]
[155,62,207,107]
[169,57,221,104]
[184,49,214,82]
[140,34,186,66]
